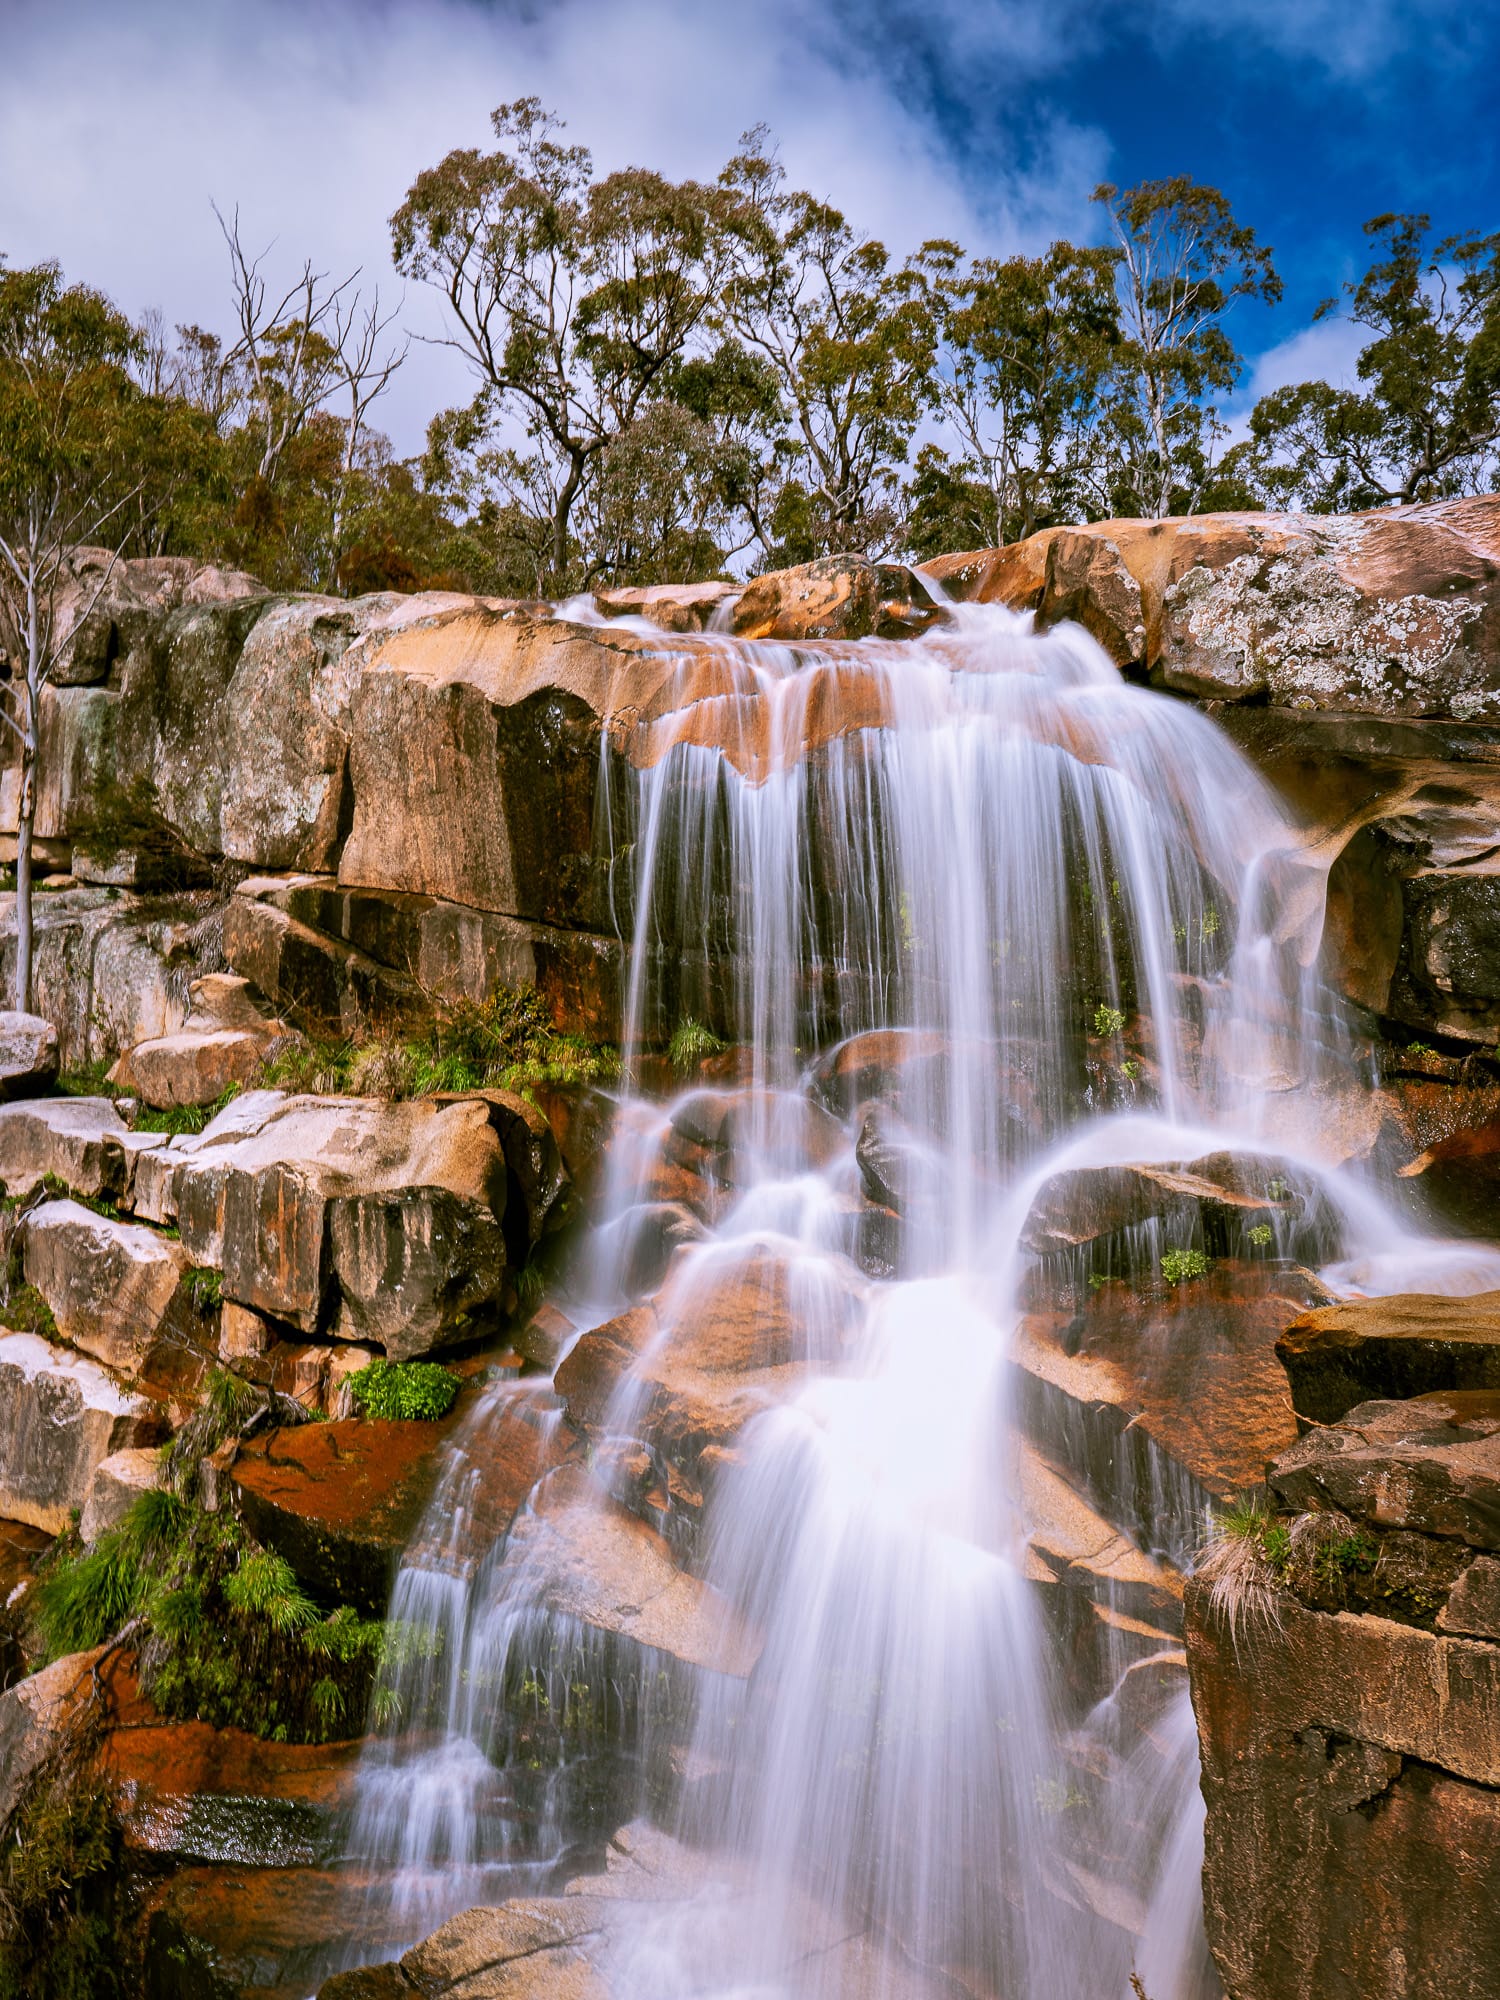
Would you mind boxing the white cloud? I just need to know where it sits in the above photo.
[1152,0,1472,80]
[0,0,1106,451]
[1242,315,1368,401]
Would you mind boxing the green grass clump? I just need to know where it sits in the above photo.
[1,1282,59,1341]
[130,1084,242,1138]
[347,1360,460,1423]
[1092,1003,1125,1037]
[1160,1246,1211,1286]
[186,1266,223,1311]
[668,1017,727,1076]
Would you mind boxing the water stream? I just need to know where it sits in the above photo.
[339,597,1500,1996]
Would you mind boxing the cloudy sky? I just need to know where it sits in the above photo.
[2,0,1495,451]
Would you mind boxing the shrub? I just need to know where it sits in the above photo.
[346,1359,460,1423]
[1092,1003,1125,1037]
[668,1017,726,1075]
[1160,1246,1210,1286]
[1247,1222,1273,1249]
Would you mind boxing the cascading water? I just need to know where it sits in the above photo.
[338,594,1500,1997]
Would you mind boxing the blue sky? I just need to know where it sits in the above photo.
[2,0,1494,450]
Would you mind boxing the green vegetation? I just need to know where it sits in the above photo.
[0,1746,123,2000]
[131,1084,242,1137]
[1092,1003,1126,1037]
[261,989,618,1103]
[33,1485,402,1745]
[186,1267,223,1312]
[1160,1246,1211,1286]
[346,1359,460,1423]
[0,1282,58,1341]
[668,1017,727,1076]
[1247,1222,1274,1248]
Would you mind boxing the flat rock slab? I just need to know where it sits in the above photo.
[0,1329,154,1533]
[109,1027,274,1109]
[231,1388,561,1616]
[1277,1290,1500,1424]
[0,1095,129,1200]
[144,1863,409,2000]
[1269,1390,1500,1550]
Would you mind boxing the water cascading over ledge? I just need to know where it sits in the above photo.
[335,594,1500,2000]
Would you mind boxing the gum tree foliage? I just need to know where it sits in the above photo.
[0,263,173,1009]
[910,238,1120,553]
[393,98,733,593]
[714,128,938,562]
[1245,212,1500,508]
[1087,177,1282,520]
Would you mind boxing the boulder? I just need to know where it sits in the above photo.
[22,1199,193,1378]
[1268,1391,1500,1549]
[79,1444,162,1542]
[108,1027,275,1109]
[0,1331,153,1533]
[1019,1151,1303,1263]
[593,580,738,632]
[39,547,263,690]
[731,556,943,643]
[144,1864,408,2000]
[0,1011,59,1099]
[160,1090,541,1350]
[0,1648,107,1822]
[1276,1290,1500,1425]
[1012,1267,1313,1554]
[0,1095,129,1200]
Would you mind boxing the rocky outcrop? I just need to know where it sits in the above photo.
[1188,1383,1500,2000]
[21,1199,195,1379]
[731,554,943,642]
[0,1011,59,1098]
[930,500,1500,719]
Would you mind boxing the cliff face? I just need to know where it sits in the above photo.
[7,501,1499,1072]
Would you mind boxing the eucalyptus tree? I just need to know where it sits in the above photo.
[1089,178,1281,519]
[913,237,1119,548]
[393,98,730,591]
[1246,212,1500,510]
[0,263,161,1007]
[714,128,938,561]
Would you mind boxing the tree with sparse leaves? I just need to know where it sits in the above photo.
[1244,212,1500,510]
[0,263,174,1008]
[1088,178,1281,520]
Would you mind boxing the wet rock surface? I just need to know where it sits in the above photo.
[1277,1289,1500,1424]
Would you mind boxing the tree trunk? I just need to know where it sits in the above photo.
[14,605,38,1015]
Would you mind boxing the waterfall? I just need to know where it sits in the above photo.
[339,597,1500,1996]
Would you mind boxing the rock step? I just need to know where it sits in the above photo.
[1277,1288,1500,1426]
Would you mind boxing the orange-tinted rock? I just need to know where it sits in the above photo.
[144,1863,408,2000]
[1276,1291,1500,1426]
[731,556,943,644]
[919,540,1050,611]
[230,1388,565,1613]
[593,580,738,632]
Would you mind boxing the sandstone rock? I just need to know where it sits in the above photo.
[22,1198,192,1377]
[42,547,262,690]
[1269,1391,1500,1549]
[934,499,1500,719]
[1017,1441,1181,1630]
[329,1187,508,1360]
[109,1028,272,1110]
[0,1011,59,1099]
[593,580,738,632]
[1012,1267,1311,1550]
[730,555,945,644]
[231,1388,560,1614]
[1276,1290,1500,1425]
[0,1094,129,1199]
[0,1331,151,1533]
[145,1863,408,2000]
[1440,1552,1500,1641]
[1019,1151,1302,1261]
[1187,1571,1500,2000]
[500,1462,758,1678]
[918,540,1050,611]
[79,1444,162,1542]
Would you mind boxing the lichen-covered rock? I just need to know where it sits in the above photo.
[0,1331,153,1533]
[934,498,1500,719]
